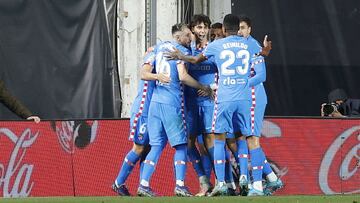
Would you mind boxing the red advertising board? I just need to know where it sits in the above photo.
[0,118,359,197]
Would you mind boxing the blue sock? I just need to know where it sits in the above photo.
[262,148,273,176]
[237,140,249,178]
[224,149,234,183]
[249,147,266,182]
[141,145,165,184]
[174,144,187,182]
[138,150,149,182]
[188,146,205,177]
[200,154,212,179]
[214,139,226,182]
[116,150,140,185]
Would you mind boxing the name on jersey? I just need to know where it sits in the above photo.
[222,42,248,50]
[223,77,246,85]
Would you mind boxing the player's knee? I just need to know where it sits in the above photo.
[215,133,226,140]
[204,133,215,148]
[246,136,260,149]
[132,143,145,155]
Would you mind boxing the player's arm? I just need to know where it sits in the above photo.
[177,63,211,95]
[248,56,266,87]
[140,64,171,83]
[165,48,207,64]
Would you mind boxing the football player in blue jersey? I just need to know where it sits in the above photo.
[185,14,215,196]
[165,14,267,196]
[137,23,212,197]
[210,22,225,42]
[112,48,163,196]
[238,15,283,196]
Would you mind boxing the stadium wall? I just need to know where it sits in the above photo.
[0,118,358,197]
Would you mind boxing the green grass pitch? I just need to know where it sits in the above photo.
[0,195,359,203]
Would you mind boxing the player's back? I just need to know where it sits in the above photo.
[151,41,190,107]
[206,35,256,102]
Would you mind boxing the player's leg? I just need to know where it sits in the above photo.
[209,102,234,196]
[137,103,167,197]
[233,100,252,196]
[113,115,149,196]
[186,105,209,194]
[224,147,237,195]
[138,144,151,182]
[225,135,240,186]
[236,133,250,195]
[164,104,192,197]
[197,135,212,180]
[200,105,216,179]
[194,105,216,196]
[253,104,283,195]
[239,101,265,196]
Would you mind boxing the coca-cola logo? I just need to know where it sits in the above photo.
[319,125,360,194]
[52,120,99,154]
[0,128,39,198]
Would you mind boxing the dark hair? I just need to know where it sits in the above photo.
[328,88,348,103]
[223,14,240,33]
[190,14,211,29]
[239,15,252,27]
[211,22,222,29]
[171,23,189,35]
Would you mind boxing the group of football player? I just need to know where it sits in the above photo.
[112,13,284,197]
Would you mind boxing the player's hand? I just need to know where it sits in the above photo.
[197,85,213,98]
[27,116,41,123]
[157,73,171,83]
[164,48,182,60]
[260,35,272,56]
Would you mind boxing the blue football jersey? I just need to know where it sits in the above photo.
[185,42,217,106]
[130,50,156,116]
[151,41,191,107]
[202,35,260,102]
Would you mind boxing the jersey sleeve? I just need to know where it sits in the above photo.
[248,55,266,87]
[177,46,191,65]
[201,41,217,59]
[249,38,262,57]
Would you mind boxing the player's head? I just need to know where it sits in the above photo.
[210,22,225,41]
[328,88,348,104]
[222,14,240,36]
[238,15,252,37]
[190,14,211,41]
[172,23,192,47]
